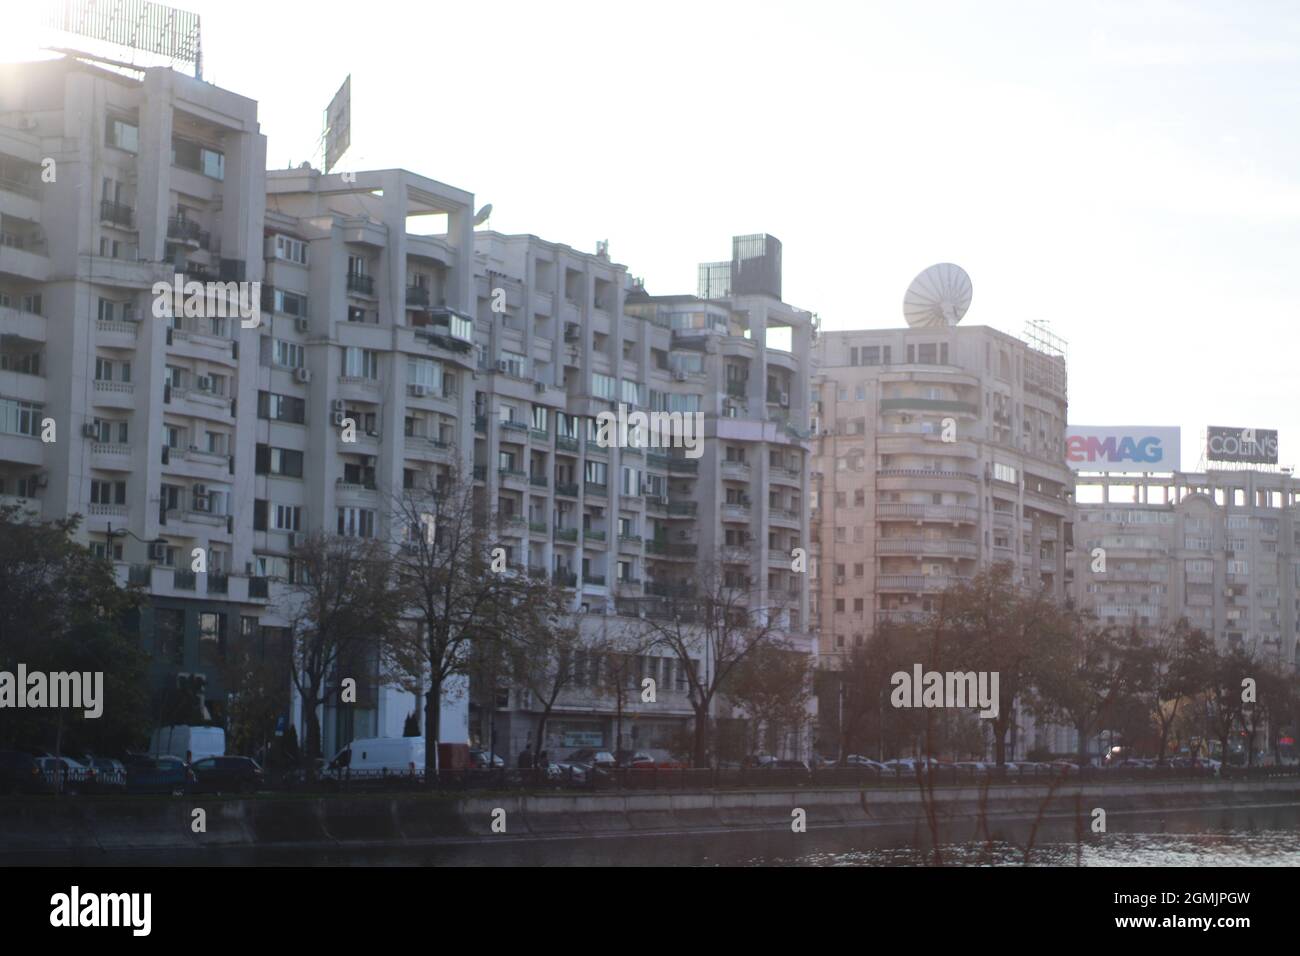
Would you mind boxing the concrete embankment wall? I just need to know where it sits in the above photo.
[2,779,1298,858]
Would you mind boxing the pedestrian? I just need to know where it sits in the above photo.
[518,743,533,770]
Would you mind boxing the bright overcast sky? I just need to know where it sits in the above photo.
[5,0,1299,472]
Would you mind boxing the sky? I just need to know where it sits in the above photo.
[4,0,1299,472]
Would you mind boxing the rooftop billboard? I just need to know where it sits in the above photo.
[1065,426,1181,473]
[1207,426,1278,465]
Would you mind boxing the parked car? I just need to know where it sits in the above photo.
[562,749,616,769]
[0,750,49,795]
[741,753,778,769]
[125,755,194,795]
[843,754,889,772]
[37,756,96,794]
[469,749,505,769]
[77,755,127,793]
[952,761,992,774]
[189,756,264,794]
[810,754,838,770]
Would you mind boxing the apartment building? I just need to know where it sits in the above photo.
[0,55,267,718]
[475,233,820,761]
[809,321,1073,757]
[1072,468,1300,667]
[260,165,479,758]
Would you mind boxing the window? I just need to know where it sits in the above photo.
[274,289,307,317]
[344,347,379,379]
[592,373,616,400]
[172,137,224,179]
[255,445,304,478]
[90,479,126,505]
[273,235,308,265]
[585,460,607,485]
[273,340,305,369]
[106,116,138,152]
[257,391,306,424]
[407,357,444,392]
[273,505,302,531]
[337,507,376,538]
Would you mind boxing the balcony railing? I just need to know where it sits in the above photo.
[585,482,608,497]
[347,273,375,295]
[529,474,548,487]
[553,569,577,587]
[406,286,430,307]
[555,482,579,497]
[167,217,201,242]
[556,435,580,453]
[100,199,134,228]
[555,527,578,542]
[173,569,197,591]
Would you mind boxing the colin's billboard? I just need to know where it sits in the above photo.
[1065,426,1181,473]
[1207,426,1278,465]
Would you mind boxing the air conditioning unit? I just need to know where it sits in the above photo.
[673,371,687,382]
[331,399,345,413]
[740,495,752,506]
[195,375,212,392]
[534,381,546,394]
[82,423,99,438]
[149,543,166,561]
[295,317,310,333]
[564,323,580,341]
[294,367,311,383]
[410,384,430,397]
[779,391,790,406]
[331,412,345,426]
[495,360,509,372]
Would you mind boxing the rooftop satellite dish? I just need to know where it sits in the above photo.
[903,263,972,327]
[473,204,493,226]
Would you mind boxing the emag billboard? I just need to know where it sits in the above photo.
[1207,426,1278,464]
[1065,426,1181,472]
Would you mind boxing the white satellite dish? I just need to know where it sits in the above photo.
[903,263,972,327]
[473,204,493,226]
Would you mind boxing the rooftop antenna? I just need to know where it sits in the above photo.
[903,263,972,327]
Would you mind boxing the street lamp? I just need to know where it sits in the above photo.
[105,523,167,554]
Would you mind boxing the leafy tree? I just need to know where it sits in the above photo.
[936,564,1071,766]
[0,506,148,756]
[1033,611,1127,765]
[722,640,812,758]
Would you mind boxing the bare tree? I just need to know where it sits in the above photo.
[284,531,403,767]
[638,563,784,768]
[387,467,548,772]
[503,590,585,755]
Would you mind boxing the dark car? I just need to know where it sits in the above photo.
[189,756,264,794]
[125,755,194,795]
[563,749,616,769]
[0,750,49,795]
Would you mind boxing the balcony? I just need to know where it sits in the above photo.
[173,569,197,591]
[877,574,969,593]
[877,467,979,483]
[529,473,548,488]
[530,428,549,443]
[555,527,578,542]
[584,574,607,587]
[248,576,269,599]
[553,569,577,587]
[556,435,580,453]
[406,286,430,308]
[528,521,548,535]
[876,537,978,558]
[721,460,751,481]
[100,199,134,229]
[646,540,697,559]
[584,482,607,498]
[167,217,201,243]
[474,415,487,434]
[721,503,752,522]
[347,273,375,295]
[585,530,606,541]
[555,482,579,497]
[876,503,980,524]
[667,501,697,517]
[206,572,229,595]
[879,397,980,416]
[667,457,699,474]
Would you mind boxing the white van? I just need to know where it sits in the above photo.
[149,725,226,762]
[328,736,424,774]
